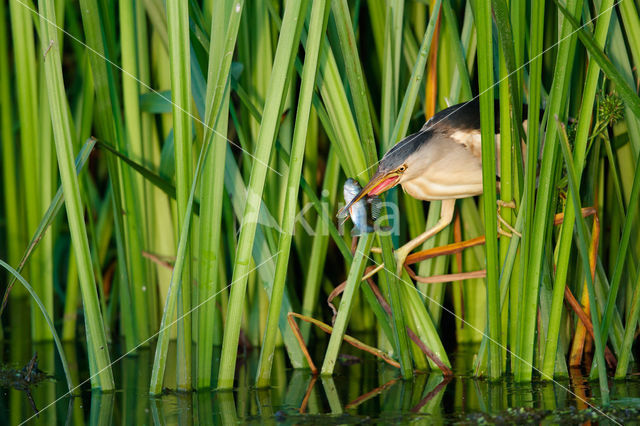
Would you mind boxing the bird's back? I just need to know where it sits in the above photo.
[422,99,529,135]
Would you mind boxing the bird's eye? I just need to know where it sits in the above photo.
[398,165,406,173]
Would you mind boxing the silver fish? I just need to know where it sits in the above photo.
[341,178,386,236]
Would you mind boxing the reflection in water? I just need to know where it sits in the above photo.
[4,341,640,424]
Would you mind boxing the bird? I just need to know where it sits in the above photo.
[338,99,528,273]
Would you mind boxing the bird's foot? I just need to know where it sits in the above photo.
[394,246,412,277]
[497,200,522,238]
[497,200,516,209]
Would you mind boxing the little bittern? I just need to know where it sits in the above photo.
[339,99,526,272]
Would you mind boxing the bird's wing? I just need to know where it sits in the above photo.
[448,128,483,161]
[419,100,484,161]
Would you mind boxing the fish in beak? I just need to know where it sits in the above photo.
[336,170,400,219]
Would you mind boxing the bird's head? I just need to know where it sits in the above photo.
[337,130,430,217]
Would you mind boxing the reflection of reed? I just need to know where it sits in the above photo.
[569,367,590,412]
[122,348,151,424]
[19,353,637,424]
[299,375,318,413]
[345,377,399,410]
[411,376,451,413]
[90,389,115,425]
[321,377,343,414]
[31,344,56,423]
[216,390,238,424]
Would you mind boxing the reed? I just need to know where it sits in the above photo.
[476,0,501,379]
[195,0,239,390]
[541,0,614,380]
[9,0,54,342]
[0,0,21,304]
[217,0,308,390]
[256,0,328,388]
[39,0,114,389]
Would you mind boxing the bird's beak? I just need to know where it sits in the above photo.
[336,171,400,218]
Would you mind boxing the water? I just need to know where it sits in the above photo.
[3,337,640,425]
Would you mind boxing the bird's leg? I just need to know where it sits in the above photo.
[394,199,456,275]
[497,200,521,238]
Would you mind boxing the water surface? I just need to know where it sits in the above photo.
[4,336,640,424]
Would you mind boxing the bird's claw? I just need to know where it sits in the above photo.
[498,215,521,238]
[497,200,522,238]
[497,200,516,209]
[394,247,411,275]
